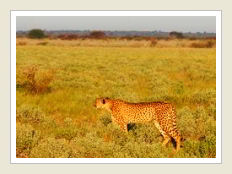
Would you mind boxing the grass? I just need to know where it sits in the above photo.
[16,38,216,48]
[16,38,216,158]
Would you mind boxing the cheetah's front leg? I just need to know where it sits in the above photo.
[119,122,128,132]
[112,114,128,132]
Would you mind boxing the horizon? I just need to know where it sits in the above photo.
[16,29,216,34]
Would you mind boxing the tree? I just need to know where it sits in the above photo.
[169,31,184,39]
[28,29,45,39]
[89,31,106,39]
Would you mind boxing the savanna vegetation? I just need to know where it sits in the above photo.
[16,36,216,158]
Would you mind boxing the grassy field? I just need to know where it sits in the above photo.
[16,38,216,158]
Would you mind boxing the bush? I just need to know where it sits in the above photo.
[37,41,49,46]
[190,42,206,48]
[100,113,112,126]
[169,31,184,39]
[66,34,79,40]
[121,142,170,158]
[178,107,208,140]
[17,105,45,123]
[205,40,215,48]
[70,133,106,158]
[175,81,185,95]
[177,107,196,139]
[190,89,216,105]
[69,130,165,158]
[150,38,158,47]
[89,31,106,39]
[28,29,45,39]
[30,137,72,158]
[16,104,57,130]
[54,118,78,140]
[179,137,216,158]
[104,123,130,146]
[190,40,215,48]
[57,34,79,40]
[188,37,197,40]
[131,124,162,144]
[17,42,27,46]
[207,104,216,120]
[16,123,40,152]
[18,66,55,94]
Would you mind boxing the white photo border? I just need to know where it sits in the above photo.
[11,10,221,164]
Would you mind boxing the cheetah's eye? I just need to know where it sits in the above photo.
[102,99,105,104]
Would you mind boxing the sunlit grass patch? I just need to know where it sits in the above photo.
[16,40,216,158]
[17,65,55,94]
[30,137,72,158]
[16,123,40,157]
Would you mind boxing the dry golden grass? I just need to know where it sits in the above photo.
[16,38,216,48]
[16,38,216,158]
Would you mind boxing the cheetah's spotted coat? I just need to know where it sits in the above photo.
[94,98,181,152]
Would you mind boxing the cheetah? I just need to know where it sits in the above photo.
[94,98,181,152]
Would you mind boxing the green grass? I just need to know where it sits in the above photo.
[16,43,216,158]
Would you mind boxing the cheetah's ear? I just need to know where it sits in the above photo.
[102,98,106,104]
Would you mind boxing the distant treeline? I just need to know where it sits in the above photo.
[17,29,216,40]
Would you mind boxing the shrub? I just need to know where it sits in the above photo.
[89,31,106,39]
[207,104,216,120]
[177,107,196,139]
[131,124,162,144]
[17,42,27,46]
[150,38,158,47]
[180,137,216,158]
[190,40,215,48]
[121,141,170,158]
[100,113,112,126]
[205,40,215,48]
[190,89,216,105]
[66,34,79,40]
[70,133,102,158]
[203,134,216,157]
[54,118,78,140]
[169,31,184,39]
[37,41,49,46]
[17,105,45,123]
[19,66,55,94]
[30,138,72,158]
[70,133,118,158]
[205,117,216,136]
[190,42,207,48]
[192,107,209,139]
[28,29,45,39]
[16,123,40,152]
[58,34,79,40]
[175,81,185,95]
[102,123,129,146]
[57,34,66,40]
[177,105,216,148]
[188,37,197,40]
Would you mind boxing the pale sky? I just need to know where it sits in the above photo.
[16,16,216,33]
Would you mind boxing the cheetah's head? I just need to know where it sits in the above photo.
[93,98,112,111]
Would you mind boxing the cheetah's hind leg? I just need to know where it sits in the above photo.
[162,135,171,147]
[154,121,171,147]
[173,135,181,153]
